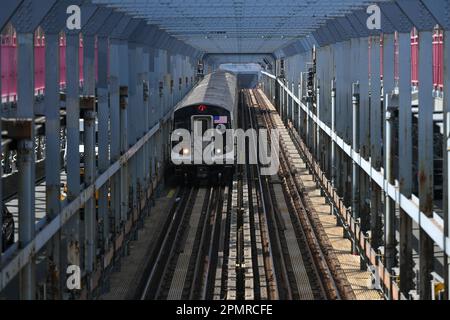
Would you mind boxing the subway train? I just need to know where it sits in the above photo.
[170,70,238,180]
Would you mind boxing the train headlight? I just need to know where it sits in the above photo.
[215,149,222,155]
[182,148,190,155]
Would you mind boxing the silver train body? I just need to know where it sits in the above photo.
[170,70,238,178]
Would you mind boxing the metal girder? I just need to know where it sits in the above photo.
[421,0,450,30]
[110,15,132,39]
[0,0,23,30]
[92,0,393,54]
[346,12,370,38]
[395,0,437,31]
[10,0,58,32]
[97,11,125,36]
[378,1,414,33]
[128,21,149,43]
[327,20,346,42]
[82,6,113,35]
[40,0,84,34]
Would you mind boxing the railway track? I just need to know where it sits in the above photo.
[248,88,355,300]
[139,88,355,300]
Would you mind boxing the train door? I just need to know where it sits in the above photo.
[191,115,213,160]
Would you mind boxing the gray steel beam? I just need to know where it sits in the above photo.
[398,31,414,297]
[385,93,398,273]
[370,35,383,250]
[65,32,81,290]
[44,32,62,299]
[352,82,360,254]
[109,40,122,236]
[97,35,110,251]
[16,31,36,300]
[417,30,434,300]
[82,34,96,279]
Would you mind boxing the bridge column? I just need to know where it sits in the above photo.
[44,32,62,299]
[109,39,121,236]
[418,30,434,301]
[16,32,36,300]
[119,40,129,224]
[398,31,414,297]
[97,35,111,251]
[352,82,360,255]
[369,35,383,250]
[383,32,397,273]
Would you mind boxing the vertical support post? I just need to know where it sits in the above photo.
[385,93,398,271]
[418,31,434,300]
[291,82,295,123]
[352,82,360,255]
[82,35,96,279]
[298,81,302,134]
[97,36,110,250]
[359,37,370,233]
[44,33,61,299]
[18,138,35,299]
[128,45,137,215]
[65,33,81,286]
[316,82,321,164]
[17,32,36,300]
[83,109,96,274]
[331,78,336,187]
[370,35,383,250]
[109,40,121,235]
[119,41,129,224]
[444,29,450,301]
[383,32,397,273]
[398,32,414,296]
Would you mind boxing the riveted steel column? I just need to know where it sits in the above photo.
[385,93,398,272]
[44,33,62,298]
[444,28,450,301]
[297,80,302,134]
[398,32,414,296]
[109,40,121,234]
[119,41,129,223]
[331,79,336,188]
[16,32,36,300]
[18,138,34,299]
[335,42,343,196]
[299,72,304,138]
[370,35,383,250]
[316,83,321,162]
[135,46,145,220]
[65,33,81,284]
[352,82,360,255]
[13,30,35,298]
[83,109,96,274]
[291,82,295,124]
[128,44,138,215]
[418,30,434,300]
[82,35,96,278]
[359,37,370,234]
[383,31,397,272]
[142,48,150,192]
[98,36,110,249]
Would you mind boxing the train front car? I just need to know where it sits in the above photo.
[171,70,238,181]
